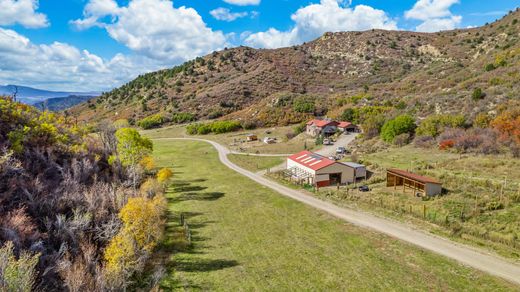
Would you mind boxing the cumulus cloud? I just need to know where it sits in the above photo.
[72,0,227,63]
[245,0,397,49]
[0,28,165,91]
[0,0,49,28]
[210,7,248,21]
[405,0,462,32]
[223,0,260,6]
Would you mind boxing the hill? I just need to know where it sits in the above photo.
[34,95,95,111]
[0,85,99,105]
[71,9,520,126]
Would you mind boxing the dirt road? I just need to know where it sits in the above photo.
[156,137,520,286]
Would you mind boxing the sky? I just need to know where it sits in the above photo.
[0,0,518,92]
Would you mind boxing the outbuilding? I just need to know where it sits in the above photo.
[306,120,339,137]
[286,151,366,187]
[386,168,442,197]
[337,121,358,133]
[246,134,258,142]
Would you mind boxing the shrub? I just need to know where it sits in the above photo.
[485,63,495,71]
[416,114,466,137]
[186,121,242,135]
[0,241,40,292]
[137,114,165,129]
[340,108,355,122]
[380,114,416,143]
[293,97,315,113]
[171,112,196,124]
[156,168,173,183]
[471,88,485,101]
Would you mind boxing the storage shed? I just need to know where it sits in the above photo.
[286,151,366,187]
[386,168,442,196]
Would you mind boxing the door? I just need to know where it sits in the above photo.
[330,173,342,185]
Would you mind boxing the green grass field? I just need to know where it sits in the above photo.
[227,154,286,172]
[152,140,517,291]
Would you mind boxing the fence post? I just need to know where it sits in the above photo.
[423,204,426,219]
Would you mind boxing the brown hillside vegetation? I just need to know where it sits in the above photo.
[72,9,520,127]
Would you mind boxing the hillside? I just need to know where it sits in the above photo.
[34,95,95,111]
[71,9,520,126]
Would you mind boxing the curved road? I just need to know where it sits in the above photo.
[156,137,520,286]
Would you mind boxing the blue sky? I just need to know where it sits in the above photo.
[0,0,518,91]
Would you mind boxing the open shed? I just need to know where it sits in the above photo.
[386,168,442,196]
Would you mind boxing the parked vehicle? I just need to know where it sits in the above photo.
[336,146,346,154]
[358,185,370,192]
[323,138,333,145]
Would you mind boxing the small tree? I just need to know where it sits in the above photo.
[380,114,416,143]
[156,168,173,183]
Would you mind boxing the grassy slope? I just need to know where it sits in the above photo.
[152,140,517,291]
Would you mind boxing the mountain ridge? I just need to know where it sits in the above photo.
[71,8,520,126]
[0,85,99,105]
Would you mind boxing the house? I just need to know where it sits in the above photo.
[246,134,258,142]
[306,119,338,137]
[285,151,366,187]
[337,121,358,133]
[386,168,442,196]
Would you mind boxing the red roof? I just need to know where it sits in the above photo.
[338,121,353,128]
[306,119,338,128]
[387,169,441,184]
[288,151,336,171]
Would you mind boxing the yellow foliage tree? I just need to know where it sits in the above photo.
[140,156,156,171]
[104,232,138,276]
[156,168,173,183]
[118,196,166,252]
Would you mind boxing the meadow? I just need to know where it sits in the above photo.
[151,140,517,290]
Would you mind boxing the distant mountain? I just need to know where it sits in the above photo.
[0,85,99,104]
[34,95,96,112]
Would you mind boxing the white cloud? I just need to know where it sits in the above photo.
[0,0,49,28]
[210,7,248,22]
[405,0,462,32]
[222,0,260,6]
[0,28,165,91]
[72,0,227,63]
[245,0,397,49]
[415,15,461,32]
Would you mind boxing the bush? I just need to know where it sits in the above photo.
[293,97,315,113]
[293,122,306,135]
[416,114,466,137]
[171,112,196,124]
[186,121,242,135]
[156,168,173,183]
[0,242,40,292]
[485,63,495,71]
[472,88,486,101]
[137,114,165,129]
[340,108,355,122]
[380,114,416,143]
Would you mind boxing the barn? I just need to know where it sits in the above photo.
[337,121,358,133]
[386,168,442,196]
[286,151,366,187]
